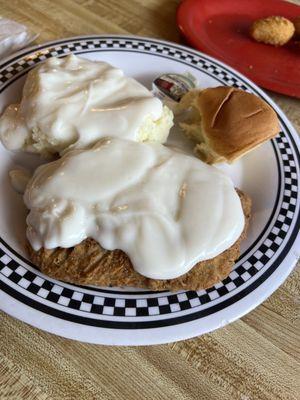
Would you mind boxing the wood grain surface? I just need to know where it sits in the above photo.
[0,1,299,399]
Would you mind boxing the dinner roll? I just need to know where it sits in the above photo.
[178,86,280,164]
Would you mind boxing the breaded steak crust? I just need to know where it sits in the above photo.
[27,190,251,291]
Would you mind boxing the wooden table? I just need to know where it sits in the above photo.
[0,1,299,399]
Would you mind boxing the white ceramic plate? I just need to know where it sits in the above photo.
[0,36,299,345]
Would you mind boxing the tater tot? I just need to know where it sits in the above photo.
[250,16,295,46]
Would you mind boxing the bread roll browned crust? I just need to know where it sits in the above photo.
[27,190,251,291]
[180,86,280,164]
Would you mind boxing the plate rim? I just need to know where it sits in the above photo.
[0,34,299,345]
[1,32,299,117]
[176,0,300,98]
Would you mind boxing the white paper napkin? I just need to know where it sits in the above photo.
[0,18,38,59]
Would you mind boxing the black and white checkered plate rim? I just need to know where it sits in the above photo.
[0,36,299,334]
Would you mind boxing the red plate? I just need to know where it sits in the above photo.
[177,0,300,98]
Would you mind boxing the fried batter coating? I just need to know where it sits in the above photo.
[250,16,295,46]
[27,191,251,291]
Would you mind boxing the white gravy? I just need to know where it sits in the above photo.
[24,138,244,280]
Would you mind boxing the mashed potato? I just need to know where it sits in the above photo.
[0,55,173,156]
